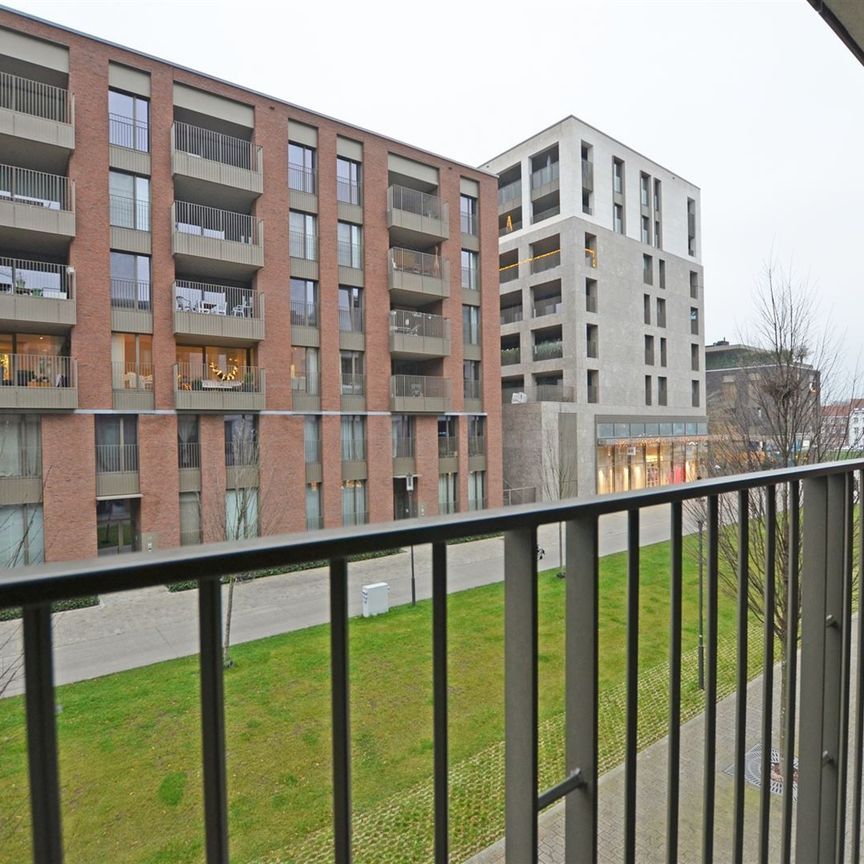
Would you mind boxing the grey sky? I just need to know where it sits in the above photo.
[7,0,864,380]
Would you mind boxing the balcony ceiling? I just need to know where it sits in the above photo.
[808,0,864,65]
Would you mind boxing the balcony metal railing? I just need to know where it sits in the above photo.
[0,70,72,123]
[341,436,366,462]
[336,179,361,206]
[587,339,599,359]
[109,195,150,231]
[389,310,449,340]
[460,212,478,235]
[224,439,258,468]
[587,384,599,403]
[340,373,365,397]
[499,219,523,237]
[174,201,260,245]
[502,382,575,403]
[461,265,479,291]
[173,121,259,171]
[337,239,362,269]
[175,281,259,318]
[290,300,318,328]
[390,374,450,400]
[0,163,73,211]
[94,443,139,474]
[468,435,485,457]
[291,372,319,396]
[0,353,74,387]
[437,436,457,459]
[0,258,73,299]
[533,340,563,361]
[5,459,864,864]
[503,486,537,506]
[463,378,482,401]
[533,298,562,318]
[304,438,321,464]
[390,247,442,278]
[500,306,523,325]
[110,278,151,311]
[389,184,441,220]
[339,307,363,333]
[289,230,318,261]
[175,362,262,393]
[501,346,521,365]
[111,361,153,391]
[497,178,521,207]
[178,441,201,470]
[108,113,148,152]
[530,161,559,190]
[393,436,415,459]
[500,263,519,283]
[530,249,561,275]
[533,204,561,223]
[288,163,316,194]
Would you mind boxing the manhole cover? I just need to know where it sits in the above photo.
[723,743,798,800]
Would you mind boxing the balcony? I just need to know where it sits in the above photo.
[171,121,263,196]
[111,361,154,411]
[530,248,561,275]
[497,178,521,214]
[387,184,448,243]
[0,164,75,247]
[533,297,562,319]
[390,374,450,413]
[388,247,449,305]
[502,382,575,403]
[174,362,265,411]
[500,305,523,326]
[501,346,521,366]
[110,278,152,333]
[530,161,559,200]
[340,373,365,412]
[292,373,320,412]
[389,310,450,358]
[95,443,140,499]
[0,70,74,151]
[174,281,264,344]
[5,459,864,864]
[109,195,150,255]
[172,201,264,275]
[0,353,76,409]
[0,258,75,330]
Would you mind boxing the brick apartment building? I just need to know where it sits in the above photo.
[0,9,502,564]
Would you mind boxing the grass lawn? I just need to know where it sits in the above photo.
[0,534,758,864]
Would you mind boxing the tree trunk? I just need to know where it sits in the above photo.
[223,576,236,668]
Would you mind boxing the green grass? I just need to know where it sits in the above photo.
[0,535,751,864]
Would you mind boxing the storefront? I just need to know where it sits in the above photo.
[595,419,708,495]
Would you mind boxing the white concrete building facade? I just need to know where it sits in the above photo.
[482,117,708,499]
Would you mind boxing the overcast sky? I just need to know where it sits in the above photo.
[7,0,864,382]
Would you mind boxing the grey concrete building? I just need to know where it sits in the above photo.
[482,117,708,499]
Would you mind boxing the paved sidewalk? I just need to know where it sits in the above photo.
[0,505,683,697]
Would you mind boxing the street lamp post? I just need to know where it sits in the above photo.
[697,516,705,690]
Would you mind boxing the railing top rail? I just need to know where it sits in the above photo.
[173,120,255,152]
[0,162,69,184]
[0,69,69,97]
[174,200,258,222]
[4,458,864,607]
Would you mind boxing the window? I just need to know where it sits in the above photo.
[0,415,40,477]
[97,498,139,555]
[460,194,478,235]
[342,480,367,526]
[291,346,319,394]
[656,298,667,328]
[692,380,701,407]
[462,305,481,345]
[640,173,650,207]
[288,142,316,193]
[691,343,700,371]
[438,416,457,458]
[586,278,598,313]
[393,414,415,458]
[613,203,624,234]
[0,503,44,566]
[306,483,322,530]
[582,190,592,214]
[340,350,364,395]
[336,156,361,205]
[690,307,699,335]
[641,216,650,245]
[108,89,149,151]
[687,197,697,256]
[658,377,668,407]
[179,492,201,546]
[587,369,599,403]
[645,375,652,406]
[224,415,257,466]
[110,252,150,310]
[111,333,152,390]
[109,171,150,230]
[337,222,363,269]
[95,415,138,474]
[643,254,653,285]
[439,473,458,515]
[341,415,366,461]
[644,334,654,365]
[612,157,624,194]
[659,259,666,290]
[338,286,363,332]
[226,488,258,540]
[653,178,662,212]
[468,470,486,511]
[289,211,318,260]
[178,415,199,469]
[463,359,481,401]
[461,249,479,290]
[654,218,662,249]
[586,323,599,358]
[660,337,667,367]
[690,271,699,299]
[643,294,651,325]
[304,416,321,464]
[584,233,597,268]
[469,416,485,457]
[290,278,318,327]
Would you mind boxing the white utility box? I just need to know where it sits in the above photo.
[362,582,390,618]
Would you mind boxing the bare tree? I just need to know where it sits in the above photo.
[541,413,579,576]
[699,262,859,776]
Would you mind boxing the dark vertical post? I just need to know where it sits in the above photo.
[330,558,351,864]
[698,517,705,691]
[431,542,449,864]
[758,486,776,864]
[702,495,719,864]
[625,509,639,864]
[23,604,63,864]
[565,513,598,864]
[666,502,683,864]
[733,489,749,864]
[852,471,864,864]
[504,526,538,864]
[410,545,416,607]
[198,578,229,864]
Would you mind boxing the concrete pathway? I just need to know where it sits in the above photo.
[0,504,685,697]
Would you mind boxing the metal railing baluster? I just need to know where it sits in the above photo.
[666,501,682,864]
[198,577,229,864]
[330,558,351,863]
[703,494,719,864]
[432,542,449,864]
[23,604,63,864]
[758,487,776,863]
[733,488,749,864]
[852,470,864,864]
[625,509,639,864]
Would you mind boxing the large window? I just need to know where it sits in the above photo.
[460,194,478,235]
[461,249,479,290]
[179,492,201,546]
[340,350,364,395]
[97,498,139,555]
[291,346,319,395]
[338,286,363,332]
[336,157,361,205]
[110,252,151,310]
[224,414,258,466]
[0,415,40,477]
[111,333,152,390]
[306,483,322,530]
[304,416,321,463]
[289,211,318,260]
[342,480,367,526]
[178,415,199,469]
[290,278,318,327]
[392,414,415,458]
[337,222,363,269]
[109,171,150,231]
[463,359,481,401]
[439,473,458,514]
[226,488,258,540]
[462,305,481,345]
[340,415,366,461]
[468,470,486,511]
[0,504,43,567]
[95,415,138,474]
[108,89,149,152]
[288,142,316,193]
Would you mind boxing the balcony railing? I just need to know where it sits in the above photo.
[463,378,482,401]
[175,362,262,393]
[288,163,316,194]
[500,306,523,325]
[503,382,575,403]
[501,346,521,365]
[337,239,362,269]
[0,70,73,123]
[0,353,74,387]
[389,184,441,220]
[340,373,365,396]
[391,247,442,278]
[175,281,259,318]
[339,307,363,333]
[468,435,485,457]
[109,195,150,231]
[304,438,321,464]
[533,340,563,361]
[336,178,361,205]
[461,265,479,291]
[393,436,415,459]
[225,439,258,467]
[108,113,148,152]
[341,436,366,462]
[175,201,260,245]
[290,300,318,328]
[292,373,320,396]
[503,485,537,506]
[500,263,519,283]
[530,249,561,275]
[4,459,864,864]
[437,436,457,458]
[497,178,521,207]
[178,441,200,470]
[390,374,450,411]
[460,211,478,235]
[0,163,73,211]
[110,278,151,311]
[533,297,562,318]
[0,258,73,299]
[530,161,559,190]
[389,310,449,340]
[111,361,153,391]
[289,230,318,261]
[173,121,259,171]
[95,443,139,474]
